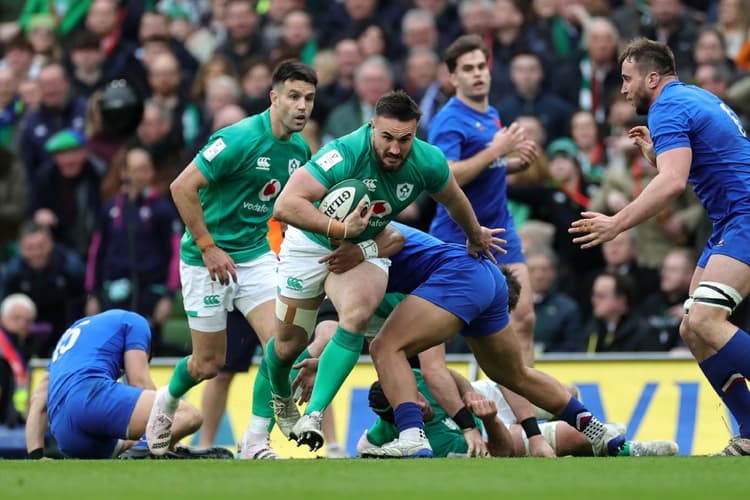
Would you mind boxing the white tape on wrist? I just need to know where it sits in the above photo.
[357,239,379,259]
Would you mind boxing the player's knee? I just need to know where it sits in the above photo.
[337,305,374,333]
[367,335,391,363]
[190,354,224,380]
[178,402,203,434]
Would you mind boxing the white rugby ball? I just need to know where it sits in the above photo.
[318,179,371,221]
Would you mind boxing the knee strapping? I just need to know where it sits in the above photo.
[684,281,743,314]
[275,300,318,337]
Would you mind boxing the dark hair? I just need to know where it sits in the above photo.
[6,33,33,53]
[596,271,636,308]
[368,381,395,423]
[618,38,677,78]
[375,90,422,122]
[443,34,489,73]
[20,221,53,240]
[500,266,522,311]
[70,30,101,51]
[271,59,318,88]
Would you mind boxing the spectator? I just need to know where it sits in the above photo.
[0,293,35,426]
[0,146,28,260]
[190,54,235,106]
[401,48,440,107]
[214,0,265,74]
[639,0,700,74]
[694,61,735,102]
[321,55,394,144]
[569,110,607,184]
[146,51,201,147]
[259,0,298,51]
[414,0,462,50]
[268,9,317,67]
[3,223,85,357]
[458,0,495,41]
[555,18,622,126]
[18,0,92,41]
[85,147,184,356]
[638,248,696,351]
[355,22,393,60]
[0,34,35,80]
[507,137,604,301]
[399,9,439,57]
[30,128,105,259]
[136,10,199,88]
[239,58,272,116]
[714,0,750,59]
[494,51,576,144]
[311,38,362,127]
[527,248,583,354]
[25,14,61,68]
[688,26,743,80]
[64,30,107,99]
[17,62,87,180]
[579,271,651,352]
[0,66,24,147]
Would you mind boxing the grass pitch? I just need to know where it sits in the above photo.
[2,457,746,499]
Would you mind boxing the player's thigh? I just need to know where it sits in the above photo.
[234,252,278,345]
[325,260,389,320]
[373,295,463,358]
[277,226,330,300]
[464,324,527,383]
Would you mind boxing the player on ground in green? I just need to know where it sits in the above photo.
[268,90,499,450]
[145,60,318,458]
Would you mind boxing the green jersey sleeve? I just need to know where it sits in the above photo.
[303,139,355,189]
[419,143,452,194]
[194,127,258,183]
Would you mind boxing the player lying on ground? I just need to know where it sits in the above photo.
[26,310,202,459]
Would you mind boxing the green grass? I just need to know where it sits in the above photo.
[2,457,747,499]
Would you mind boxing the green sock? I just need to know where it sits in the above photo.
[306,326,363,413]
[252,357,275,419]
[168,356,199,399]
[289,348,311,386]
[265,337,294,397]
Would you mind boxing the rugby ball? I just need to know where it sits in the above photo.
[318,179,371,221]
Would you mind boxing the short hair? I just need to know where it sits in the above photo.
[354,55,393,85]
[70,30,101,51]
[19,221,52,240]
[206,75,241,100]
[0,293,37,320]
[443,34,489,73]
[595,270,636,308]
[271,60,318,89]
[375,90,422,122]
[500,266,522,311]
[618,38,677,78]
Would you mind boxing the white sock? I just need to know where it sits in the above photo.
[159,387,179,413]
[244,416,272,444]
[399,427,425,441]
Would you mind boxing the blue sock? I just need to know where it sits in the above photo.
[558,397,624,455]
[394,402,424,433]
[699,330,750,438]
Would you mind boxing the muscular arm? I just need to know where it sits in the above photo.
[273,168,330,233]
[25,372,49,455]
[170,161,211,243]
[124,350,156,390]
[419,344,464,417]
[611,148,690,233]
[430,175,482,242]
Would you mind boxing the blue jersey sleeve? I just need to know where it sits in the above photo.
[428,123,465,162]
[650,102,691,156]
[123,312,151,353]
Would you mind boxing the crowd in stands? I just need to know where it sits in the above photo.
[2,0,750,404]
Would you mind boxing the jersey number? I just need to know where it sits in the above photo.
[51,320,90,362]
[720,103,747,138]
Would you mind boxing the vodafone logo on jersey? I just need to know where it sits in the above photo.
[370,200,392,217]
[259,179,282,201]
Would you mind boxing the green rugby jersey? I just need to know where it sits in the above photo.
[303,123,450,248]
[366,369,483,457]
[181,109,311,265]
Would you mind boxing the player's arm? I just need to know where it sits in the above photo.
[274,168,371,239]
[124,349,156,390]
[171,161,238,284]
[497,384,555,457]
[446,123,526,186]
[419,345,488,457]
[319,223,406,274]
[571,147,690,249]
[465,397,514,457]
[25,372,49,458]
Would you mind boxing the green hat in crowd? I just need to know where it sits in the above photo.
[546,137,579,158]
[45,129,87,153]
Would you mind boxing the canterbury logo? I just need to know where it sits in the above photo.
[203,295,221,306]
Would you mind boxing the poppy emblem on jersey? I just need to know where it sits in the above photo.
[288,158,301,175]
[396,183,414,202]
[370,200,392,217]
[259,179,281,201]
